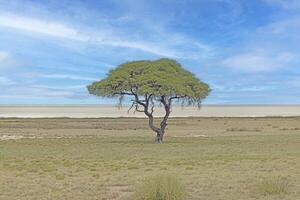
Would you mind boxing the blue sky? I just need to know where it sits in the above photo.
[0,0,300,104]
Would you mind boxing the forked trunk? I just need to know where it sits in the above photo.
[139,95,171,144]
[154,129,165,144]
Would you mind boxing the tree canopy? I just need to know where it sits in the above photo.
[88,58,210,106]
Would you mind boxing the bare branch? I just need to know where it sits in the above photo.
[133,93,146,107]
[170,95,187,100]
[127,101,136,113]
[150,97,155,115]
[113,92,135,96]
[135,104,145,112]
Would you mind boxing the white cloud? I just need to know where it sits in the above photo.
[258,17,300,36]
[30,85,87,98]
[39,74,98,81]
[0,13,213,58]
[32,84,86,90]
[39,90,75,97]
[286,77,300,88]
[238,86,274,92]
[0,51,18,68]
[0,51,9,62]
[220,13,300,72]
[222,51,296,71]
[104,40,175,57]
[0,13,169,55]
[0,13,88,41]
[0,84,86,98]
[264,0,300,10]
[0,76,16,86]
[212,83,274,92]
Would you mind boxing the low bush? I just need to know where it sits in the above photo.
[133,174,185,200]
[259,176,289,196]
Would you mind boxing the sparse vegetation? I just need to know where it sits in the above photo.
[133,175,185,200]
[226,128,261,132]
[1,117,300,199]
[259,176,289,196]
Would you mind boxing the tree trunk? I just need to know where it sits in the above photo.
[154,129,165,144]
[152,96,170,144]
[135,94,171,144]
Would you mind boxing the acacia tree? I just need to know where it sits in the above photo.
[88,58,210,143]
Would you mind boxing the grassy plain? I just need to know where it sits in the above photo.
[1,117,300,199]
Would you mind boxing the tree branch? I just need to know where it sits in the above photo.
[150,97,155,115]
[119,90,160,133]
[169,95,187,100]
[113,92,135,96]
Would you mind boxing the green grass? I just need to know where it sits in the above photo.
[1,134,300,200]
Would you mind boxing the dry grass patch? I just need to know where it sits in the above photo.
[133,174,185,200]
[259,176,289,196]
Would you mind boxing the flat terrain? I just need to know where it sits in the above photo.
[1,105,300,118]
[1,117,300,199]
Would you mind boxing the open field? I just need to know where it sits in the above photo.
[1,117,300,199]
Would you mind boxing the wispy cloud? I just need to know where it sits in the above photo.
[0,83,87,99]
[0,13,88,41]
[220,9,300,72]
[257,17,300,41]
[221,51,296,72]
[39,74,98,81]
[0,51,18,68]
[1,0,300,104]
[30,85,84,97]
[0,76,16,86]
[263,0,300,10]
[0,12,213,58]
[0,51,9,62]
[32,84,86,90]
[285,77,300,88]
[212,83,274,92]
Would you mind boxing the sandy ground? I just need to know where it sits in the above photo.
[1,105,300,118]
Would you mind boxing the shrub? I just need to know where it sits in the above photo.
[259,176,289,196]
[133,174,186,200]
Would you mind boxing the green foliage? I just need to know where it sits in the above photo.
[88,58,210,105]
[133,174,186,200]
